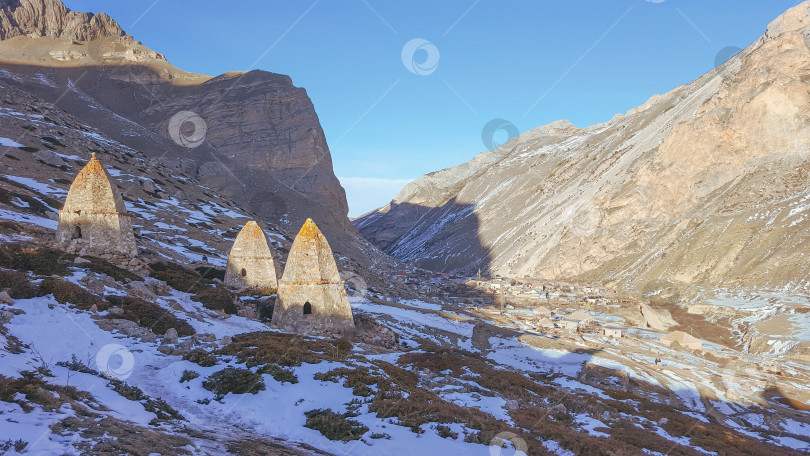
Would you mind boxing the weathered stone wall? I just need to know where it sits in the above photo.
[224,221,278,290]
[272,283,355,334]
[272,219,354,336]
[56,153,138,257]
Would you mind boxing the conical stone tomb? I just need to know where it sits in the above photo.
[56,153,138,257]
[224,221,278,290]
[271,218,354,335]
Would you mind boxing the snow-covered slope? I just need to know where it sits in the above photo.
[1,254,807,455]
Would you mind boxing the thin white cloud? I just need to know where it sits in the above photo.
[338,176,413,219]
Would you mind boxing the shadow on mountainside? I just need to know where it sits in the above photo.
[354,198,492,276]
[0,62,367,262]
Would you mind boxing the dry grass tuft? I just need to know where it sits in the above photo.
[203,367,265,399]
[218,332,353,367]
[36,277,108,311]
[0,269,37,299]
[0,244,74,276]
[183,348,219,367]
[303,408,368,441]
[106,295,194,336]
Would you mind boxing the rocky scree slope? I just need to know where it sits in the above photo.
[357,2,810,296]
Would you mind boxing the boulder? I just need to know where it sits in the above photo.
[141,179,157,193]
[640,303,679,331]
[237,307,257,320]
[163,327,178,345]
[144,278,171,296]
[126,281,158,302]
[80,274,116,293]
[177,336,198,351]
[0,291,14,305]
[95,318,155,342]
[140,331,157,343]
[33,150,66,168]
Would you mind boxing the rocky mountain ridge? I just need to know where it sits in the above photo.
[0,0,379,266]
[357,2,810,298]
[0,0,123,41]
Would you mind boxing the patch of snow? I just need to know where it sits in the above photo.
[575,414,610,437]
[487,337,589,377]
[0,209,58,230]
[352,300,474,339]
[3,175,67,196]
[543,440,574,456]
[0,136,24,148]
[0,401,80,455]
[773,436,810,451]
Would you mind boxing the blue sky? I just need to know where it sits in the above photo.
[64,0,799,217]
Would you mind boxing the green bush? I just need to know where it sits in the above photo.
[105,296,194,336]
[202,367,264,399]
[304,409,368,441]
[36,277,108,311]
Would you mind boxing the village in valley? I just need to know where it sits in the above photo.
[393,268,704,352]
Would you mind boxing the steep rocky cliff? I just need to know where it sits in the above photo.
[0,0,374,264]
[357,2,810,294]
[0,0,122,40]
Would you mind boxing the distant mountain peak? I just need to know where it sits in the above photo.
[0,0,124,41]
[765,0,810,39]
[356,1,810,294]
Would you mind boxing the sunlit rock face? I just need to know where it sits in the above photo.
[224,221,278,290]
[0,0,367,266]
[0,0,123,41]
[272,218,354,336]
[56,153,138,257]
[356,1,810,295]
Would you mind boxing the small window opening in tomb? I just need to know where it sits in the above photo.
[241,268,247,277]
[72,225,82,239]
[303,302,312,315]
